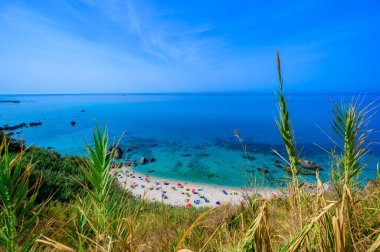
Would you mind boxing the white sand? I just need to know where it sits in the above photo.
[112,166,282,208]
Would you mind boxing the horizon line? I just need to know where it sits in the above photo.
[0,91,379,96]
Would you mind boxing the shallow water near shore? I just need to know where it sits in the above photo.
[1,93,379,187]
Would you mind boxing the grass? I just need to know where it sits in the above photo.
[0,52,379,251]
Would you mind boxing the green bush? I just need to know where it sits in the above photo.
[23,148,88,202]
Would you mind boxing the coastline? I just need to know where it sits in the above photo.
[112,165,283,208]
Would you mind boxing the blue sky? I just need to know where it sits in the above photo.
[0,0,379,94]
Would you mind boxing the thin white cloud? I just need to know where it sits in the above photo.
[80,0,219,62]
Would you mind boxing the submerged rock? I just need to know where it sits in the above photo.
[301,170,316,176]
[274,160,283,168]
[283,167,292,173]
[257,168,269,173]
[149,157,156,162]
[243,154,256,161]
[70,121,76,126]
[196,153,209,157]
[207,173,215,178]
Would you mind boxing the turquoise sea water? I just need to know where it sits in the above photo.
[1,93,379,187]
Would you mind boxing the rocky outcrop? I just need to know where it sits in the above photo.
[298,159,323,170]
[140,157,147,165]
[107,145,123,159]
[0,123,27,131]
[0,121,43,132]
[124,161,137,167]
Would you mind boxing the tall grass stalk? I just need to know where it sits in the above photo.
[236,201,272,252]
[0,137,40,251]
[274,50,303,226]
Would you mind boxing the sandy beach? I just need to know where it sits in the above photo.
[112,165,282,208]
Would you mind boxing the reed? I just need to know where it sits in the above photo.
[329,97,375,198]
[274,50,303,227]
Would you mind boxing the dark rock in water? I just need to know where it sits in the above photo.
[147,170,155,173]
[274,160,282,168]
[107,145,123,159]
[207,173,215,178]
[29,122,42,127]
[70,121,76,126]
[181,153,192,157]
[8,132,14,136]
[149,157,156,162]
[177,162,183,166]
[193,145,205,150]
[258,168,269,173]
[80,109,86,112]
[47,147,52,150]
[197,153,209,157]
[16,131,22,135]
[126,147,131,152]
[140,157,147,165]
[298,159,323,170]
[283,167,292,173]
[0,100,20,103]
[132,145,137,149]
[243,154,256,161]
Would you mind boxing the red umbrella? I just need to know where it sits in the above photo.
[177,182,182,186]
[191,188,196,193]
[186,203,192,208]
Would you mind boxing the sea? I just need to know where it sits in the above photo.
[1,93,379,187]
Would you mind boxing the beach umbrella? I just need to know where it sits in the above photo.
[216,201,221,205]
[177,182,182,186]
[186,203,192,208]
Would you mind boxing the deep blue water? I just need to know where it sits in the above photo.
[1,93,379,187]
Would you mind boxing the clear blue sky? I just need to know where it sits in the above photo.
[0,0,379,94]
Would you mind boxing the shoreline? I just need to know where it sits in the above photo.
[112,165,283,208]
